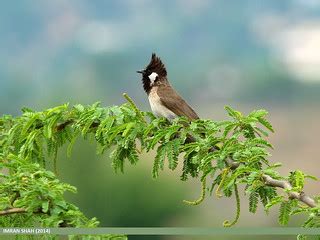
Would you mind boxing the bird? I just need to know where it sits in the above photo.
[137,53,199,121]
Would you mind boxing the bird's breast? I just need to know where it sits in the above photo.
[148,88,177,120]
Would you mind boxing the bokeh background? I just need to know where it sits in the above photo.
[1,1,320,239]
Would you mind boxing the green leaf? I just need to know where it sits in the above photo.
[153,144,166,178]
[225,106,242,120]
[289,170,305,191]
[128,150,139,165]
[279,201,292,225]
[20,114,38,140]
[265,196,283,213]
[21,107,34,113]
[110,147,125,173]
[223,122,237,138]
[67,133,79,158]
[257,117,274,133]
[304,174,318,181]
[44,114,61,139]
[122,122,135,137]
[73,104,85,112]
[248,109,268,119]
[297,234,307,240]
[167,139,180,170]
[42,201,49,213]
[254,126,269,137]
[249,191,259,213]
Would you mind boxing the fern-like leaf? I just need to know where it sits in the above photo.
[279,201,292,225]
[249,191,259,213]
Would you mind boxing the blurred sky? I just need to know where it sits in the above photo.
[1,1,320,238]
[1,0,320,114]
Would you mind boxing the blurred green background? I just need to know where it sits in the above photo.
[1,1,320,239]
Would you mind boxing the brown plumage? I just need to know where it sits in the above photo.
[137,53,199,120]
[157,85,199,120]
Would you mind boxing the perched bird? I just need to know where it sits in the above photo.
[137,53,199,121]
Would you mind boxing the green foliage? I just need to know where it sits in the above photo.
[0,99,319,239]
[249,191,259,213]
[0,154,99,228]
[289,170,306,192]
[279,200,294,225]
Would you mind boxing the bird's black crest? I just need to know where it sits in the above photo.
[140,53,168,93]
[145,53,167,77]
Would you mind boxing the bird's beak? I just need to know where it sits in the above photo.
[136,70,145,74]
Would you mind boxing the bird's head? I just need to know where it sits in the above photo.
[137,53,168,93]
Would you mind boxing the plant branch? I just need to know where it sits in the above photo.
[0,208,26,216]
[221,155,317,208]
[207,141,317,208]
[0,207,79,227]
[262,175,316,208]
[222,156,317,207]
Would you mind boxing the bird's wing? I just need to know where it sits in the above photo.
[157,85,199,120]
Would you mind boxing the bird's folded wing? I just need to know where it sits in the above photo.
[157,85,199,120]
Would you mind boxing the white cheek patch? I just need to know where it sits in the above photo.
[148,72,158,83]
